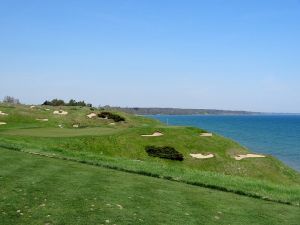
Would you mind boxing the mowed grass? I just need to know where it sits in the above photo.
[0,148,299,225]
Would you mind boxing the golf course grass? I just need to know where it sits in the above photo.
[0,103,300,224]
[1,147,299,225]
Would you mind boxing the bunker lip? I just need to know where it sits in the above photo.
[235,154,266,160]
[141,132,164,137]
[190,153,214,159]
[0,111,8,116]
[36,118,48,121]
[53,110,68,115]
[200,133,213,137]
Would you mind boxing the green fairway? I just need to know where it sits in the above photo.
[0,148,299,225]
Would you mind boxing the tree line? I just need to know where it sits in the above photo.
[42,99,92,107]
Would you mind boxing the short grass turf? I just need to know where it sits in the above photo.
[0,148,299,225]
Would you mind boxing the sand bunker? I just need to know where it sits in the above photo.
[53,110,68,115]
[109,122,115,125]
[36,118,48,121]
[200,133,213,137]
[0,122,7,125]
[141,132,164,137]
[87,113,97,118]
[190,153,214,159]
[234,154,266,160]
[0,111,8,116]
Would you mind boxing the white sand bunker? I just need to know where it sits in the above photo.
[190,153,214,159]
[36,118,48,121]
[235,154,266,160]
[0,122,7,125]
[141,132,164,137]
[53,110,68,115]
[0,111,8,116]
[87,113,97,118]
[200,133,213,137]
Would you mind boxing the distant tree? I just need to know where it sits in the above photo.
[42,100,51,105]
[3,96,20,104]
[41,98,91,107]
[68,99,77,106]
[50,99,65,106]
[76,101,86,107]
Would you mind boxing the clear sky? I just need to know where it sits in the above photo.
[0,0,300,113]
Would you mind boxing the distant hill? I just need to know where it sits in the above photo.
[106,107,259,115]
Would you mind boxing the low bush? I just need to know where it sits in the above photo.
[98,112,125,122]
[145,146,184,161]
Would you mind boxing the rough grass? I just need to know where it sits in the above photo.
[1,148,300,225]
[1,127,121,137]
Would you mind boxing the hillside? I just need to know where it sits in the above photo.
[0,103,299,207]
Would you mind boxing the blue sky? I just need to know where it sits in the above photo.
[0,0,300,112]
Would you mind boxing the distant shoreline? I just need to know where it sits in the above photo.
[106,107,261,115]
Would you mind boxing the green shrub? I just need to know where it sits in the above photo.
[145,146,184,161]
[98,112,125,122]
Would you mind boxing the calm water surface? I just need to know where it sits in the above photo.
[148,115,300,171]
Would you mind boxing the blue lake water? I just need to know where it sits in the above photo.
[148,115,300,171]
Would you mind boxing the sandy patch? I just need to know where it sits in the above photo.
[36,118,48,121]
[0,122,7,125]
[53,110,68,115]
[45,108,50,111]
[30,105,36,109]
[109,123,115,125]
[73,124,79,128]
[0,111,8,116]
[87,113,97,118]
[234,154,266,160]
[190,153,214,159]
[200,133,213,137]
[141,132,164,137]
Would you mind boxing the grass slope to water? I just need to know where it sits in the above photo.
[0,147,299,225]
[0,104,300,205]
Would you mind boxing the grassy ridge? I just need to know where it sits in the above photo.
[1,141,299,205]
[1,147,299,225]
